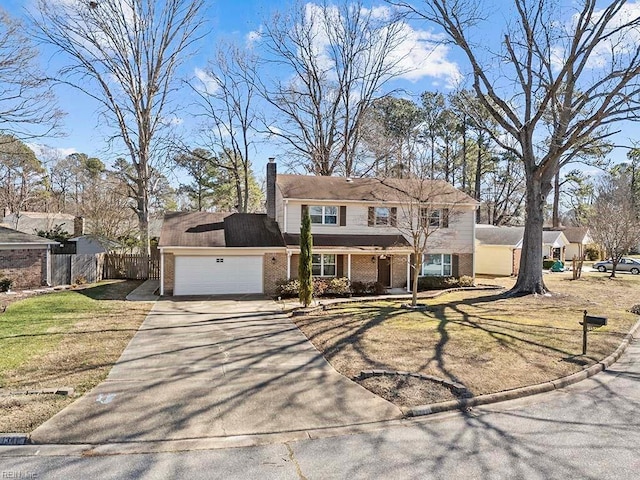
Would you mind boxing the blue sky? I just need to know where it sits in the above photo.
[3,0,638,180]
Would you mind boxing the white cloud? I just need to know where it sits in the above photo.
[298,3,460,87]
[388,21,461,86]
[246,26,263,48]
[26,143,77,161]
[193,67,220,95]
[551,1,640,71]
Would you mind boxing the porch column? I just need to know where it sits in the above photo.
[406,254,411,292]
[287,251,292,280]
[347,253,351,280]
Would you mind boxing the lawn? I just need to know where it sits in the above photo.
[293,272,640,407]
[0,281,151,433]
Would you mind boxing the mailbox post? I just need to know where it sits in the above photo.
[581,310,607,355]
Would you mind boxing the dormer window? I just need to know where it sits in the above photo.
[309,206,338,225]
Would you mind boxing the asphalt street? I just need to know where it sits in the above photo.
[2,335,639,479]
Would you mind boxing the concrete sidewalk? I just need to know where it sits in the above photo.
[30,297,401,444]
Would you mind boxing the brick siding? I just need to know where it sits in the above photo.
[391,255,409,289]
[350,255,378,284]
[263,253,288,296]
[0,249,47,289]
[457,253,474,278]
[163,252,174,295]
[512,249,521,276]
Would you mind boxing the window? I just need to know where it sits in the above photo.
[312,254,336,276]
[420,208,449,228]
[374,207,390,226]
[309,206,338,225]
[421,254,452,276]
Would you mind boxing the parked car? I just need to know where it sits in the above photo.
[593,257,640,274]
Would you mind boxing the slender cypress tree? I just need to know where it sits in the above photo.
[298,211,313,306]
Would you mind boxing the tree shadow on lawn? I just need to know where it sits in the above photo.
[310,292,605,399]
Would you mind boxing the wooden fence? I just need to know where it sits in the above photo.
[103,253,160,280]
[51,254,105,286]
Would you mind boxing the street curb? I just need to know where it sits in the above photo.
[404,317,640,418]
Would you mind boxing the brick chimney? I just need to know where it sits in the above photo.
[73,216,85,237]
[266,158,277,219]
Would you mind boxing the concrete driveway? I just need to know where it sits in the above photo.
[31,297,401,444]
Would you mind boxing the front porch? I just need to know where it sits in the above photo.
[284,251,412,291]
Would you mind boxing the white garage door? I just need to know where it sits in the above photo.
[173,255,263,295]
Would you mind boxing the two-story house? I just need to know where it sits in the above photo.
[158,161,478,296]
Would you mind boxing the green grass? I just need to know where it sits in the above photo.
[0,292,103,378]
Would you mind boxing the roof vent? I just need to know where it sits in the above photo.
[346,177,353,183]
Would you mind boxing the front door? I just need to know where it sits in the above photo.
[377,256,391,287]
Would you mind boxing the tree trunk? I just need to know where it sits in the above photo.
[511,175,547,295]
[412,253,422,307]
[474,133,482,223]
[552,172,560,228]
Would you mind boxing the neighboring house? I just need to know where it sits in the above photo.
[68,235,122,254]
[1,210,79,236]
[546,227,592,260]
[475,225,570,276]
[0,226,58,289]
[543,230,570,262]
[475,225,524,277]
[159,161,478,296]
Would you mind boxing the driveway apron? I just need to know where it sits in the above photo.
[31,297,401,444]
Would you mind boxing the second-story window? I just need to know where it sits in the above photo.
[368,206,397,227]
[309,206,338,225]
[375,207,390,225]
[420,208,449,228]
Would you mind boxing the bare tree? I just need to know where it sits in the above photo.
[258,0,407,176]
[32,0,204,254]
[0,135,46,218]
[0,9,62,140]
[381,177,470,306]
[393,0,640,294]
[189,42,258,213]
[589,174,640,277]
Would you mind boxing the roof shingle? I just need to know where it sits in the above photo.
[276,175,477,205]
[159,212,285,248]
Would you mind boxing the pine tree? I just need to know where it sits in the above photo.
[298,211,313,307]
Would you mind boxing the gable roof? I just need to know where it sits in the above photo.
[546,227,591,244]
[2,211,75,235]
[158,212,285,248]
[543,230,569,248]
[475,225,524,247]
[276,175,478,205]
[476,225,569,248]
[0,225,58,247]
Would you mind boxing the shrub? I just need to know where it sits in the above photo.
[585,244,600,261]
[313,278,329,297]
[416,276,460,291]
[542,259,555,270]
[326,277,351,296]
[371,281,387,295]
[276,277,352,298]
[275,279,300,298]
[350,281,370,296]
[458,275,475,287]
[0,277,13,292]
